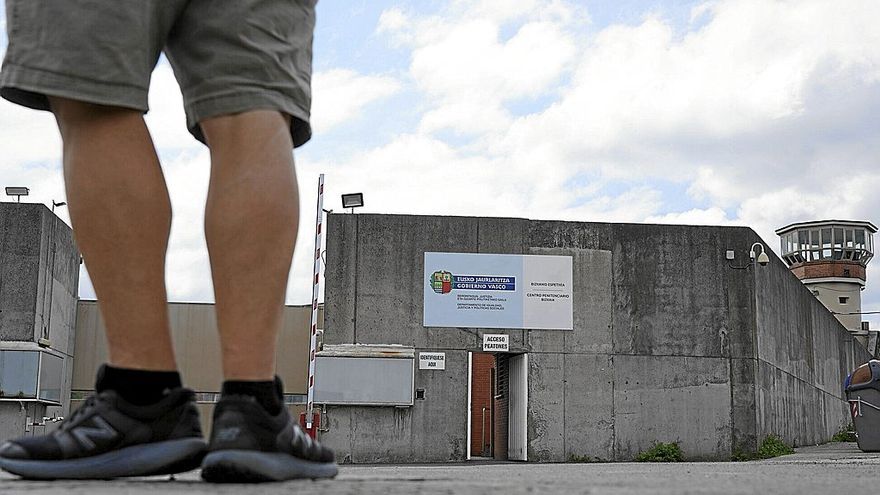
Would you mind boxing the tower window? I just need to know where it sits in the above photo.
[839,297,849,305]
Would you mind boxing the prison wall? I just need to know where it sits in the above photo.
[322,213,863,462]
[753,254,869,448]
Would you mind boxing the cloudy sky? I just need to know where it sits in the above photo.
[2,0,880,323]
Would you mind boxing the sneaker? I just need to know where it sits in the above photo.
[0,387,206,480]
[201,379,337,483]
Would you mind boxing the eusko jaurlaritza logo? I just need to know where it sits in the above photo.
[430,271,515,295]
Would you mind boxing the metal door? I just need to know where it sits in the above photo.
[508,353,528,461]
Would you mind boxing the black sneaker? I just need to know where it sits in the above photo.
[0,387,206,480]
[201,379,337,483]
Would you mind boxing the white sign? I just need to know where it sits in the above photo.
[483,334,509,352]
[419,352,446,370]
[424,252,573,330]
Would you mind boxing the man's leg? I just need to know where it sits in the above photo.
[201,110,299,381]
[198,110,336,483]
[0,98,206,480]
[51,97,177,372]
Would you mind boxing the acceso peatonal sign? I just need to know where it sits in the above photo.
[423,252,573,330]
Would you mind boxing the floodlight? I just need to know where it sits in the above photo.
[5,187,29,202]
[341,193,364,213]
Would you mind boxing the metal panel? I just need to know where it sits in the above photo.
[508,353,528,461]
[72,301,314,395]
[314,356,414,406]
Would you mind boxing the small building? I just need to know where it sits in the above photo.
[315,213,869,463]
[71,301,318,434]
[0,203,80,441]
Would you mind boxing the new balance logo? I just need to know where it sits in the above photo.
[215,427,241,442]
[71,416,117,450]
[291,425,313,453]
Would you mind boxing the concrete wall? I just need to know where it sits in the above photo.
[754,259,870,449]
[0,203,79,440]
[322,213,865,463]
[1,203,45,342]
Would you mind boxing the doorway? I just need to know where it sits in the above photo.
[467,352,528,461]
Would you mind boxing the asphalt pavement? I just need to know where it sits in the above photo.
[2,442,879,494]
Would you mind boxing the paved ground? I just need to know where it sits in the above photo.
[2,443,879,494]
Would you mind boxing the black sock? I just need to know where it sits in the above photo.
[95,364,182,406]
[221,377,283,415]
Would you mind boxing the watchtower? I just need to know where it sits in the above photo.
[775,220,876,340]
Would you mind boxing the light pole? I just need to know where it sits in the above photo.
[5,187,29,202]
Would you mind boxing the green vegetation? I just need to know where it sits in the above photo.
[635,442,683,462]
[731,449,756,462]
[733,435,795,461]
[831,424,857,443]
[567,454,602,463]
[757,435,794,458]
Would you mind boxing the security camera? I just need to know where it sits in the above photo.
[749,242,770,267]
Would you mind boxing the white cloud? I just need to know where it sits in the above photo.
[377,8,409,35]
[310,69,401,133]
[380,1,579,136]
[0,100,62,166]
[499,2,880,182]
[356,0,880,236]
[645,207,735,227]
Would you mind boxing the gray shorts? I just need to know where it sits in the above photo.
[0,0,316,148]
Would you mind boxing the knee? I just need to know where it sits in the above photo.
[200,110,292,151]
[48,96,142,135]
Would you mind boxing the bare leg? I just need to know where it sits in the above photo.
[201,111,299,381]
[50,97,176,371]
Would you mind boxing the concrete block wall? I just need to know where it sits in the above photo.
[0,203,44,342]
[322,213,864,463]
[0,203,80,440]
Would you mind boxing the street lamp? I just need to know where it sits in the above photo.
[5,187,29,202]
[341,193,364,214]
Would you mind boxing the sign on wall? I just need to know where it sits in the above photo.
[482,334,509,352]
[418,352,446,370]
[424,252,573,330]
